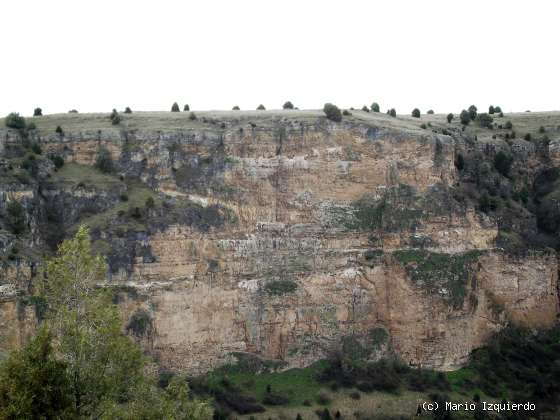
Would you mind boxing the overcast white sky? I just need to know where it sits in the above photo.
[2,0,559,116]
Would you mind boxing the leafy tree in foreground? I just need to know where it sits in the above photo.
[0,326,72,419]
[0,227,212,419]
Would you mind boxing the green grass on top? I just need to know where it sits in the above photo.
[51,162,124,187]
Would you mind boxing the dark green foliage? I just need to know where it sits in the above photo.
[262,392,289,405]
[33,107,42,116]
[342,109,351,116]
[183,104,190,111]
[120,193,129,202]
[493,151,513,177]
[392,249,482,308]
[504,120,513,129]
[460,110,470,125]
[361,105,369,112]
[420,123,427,129]
[124,107,132,114]
[468,105,477,120]
[446,113,453,123]
[126,309,153,337]
[539,126,545,133]
[145,196,155,209]
[263,280,298,296]
[94,146,114,173]
[31,142,42,155]
[189,111,197,120]
[411,108,420,118]
[388,108,396,117]
[232,106,240,110]
[479,193,498,213]
[323,103,342,122]
[0,327,72,419]
[27,122,36,130]
[283,101,294,109]
[459,109,471,125]
[6,200,26,234]
[171,102,180,112]
[68,109,78,113]
[50,155,65,169]
[494,106,502,113]
[371,102,380,112]
[477,113,493,128]
[257,104,266,110]
[5,112,26,129]
[109,109,121,125]
[427,109,434,114]
[488,105,495,114]
[454,153,465,171]
[524,133,531,141]
[55,125,64,135]
[49,155,64,169]
[466,326,560,414]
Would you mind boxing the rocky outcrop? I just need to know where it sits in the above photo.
[1,113,558,373]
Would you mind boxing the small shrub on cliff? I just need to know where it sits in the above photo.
[183,104,190,111]
[55,125,64,135]
[145,196,155,209]
[33,107,42,116]
[109,109,121,125]
[427,109,434,114]
[50,155,65,169]
[171,102,180,112]
[6,200,26,234]
[447,113,454,123]
[323,103,342,122]
[478,113,493,128]
[388,108,396,117]
[342,109,352,116]
[282,101,294,109]
[460,110,470,125]
[256,104,266,110]
[494,151,513,177]
[361,105,370,112]
[504,120,513,129]
[468,105,477,120]
[488,105,495,114]
[94,146,114,173]
[189,111,197,121]
[371,102,380,112]
[31,142,42,155]
[412,108,421,118]
[232,105,240,110]
[124,107,132,114]
[5,112,26,129]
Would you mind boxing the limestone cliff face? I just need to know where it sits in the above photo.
[0,113,558,372]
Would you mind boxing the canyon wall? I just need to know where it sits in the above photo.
[1,113,558,372]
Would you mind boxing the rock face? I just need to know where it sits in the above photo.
[1,112,558,373]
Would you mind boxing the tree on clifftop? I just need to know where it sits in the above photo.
[323,103,342,122]
[171,102,180,112]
